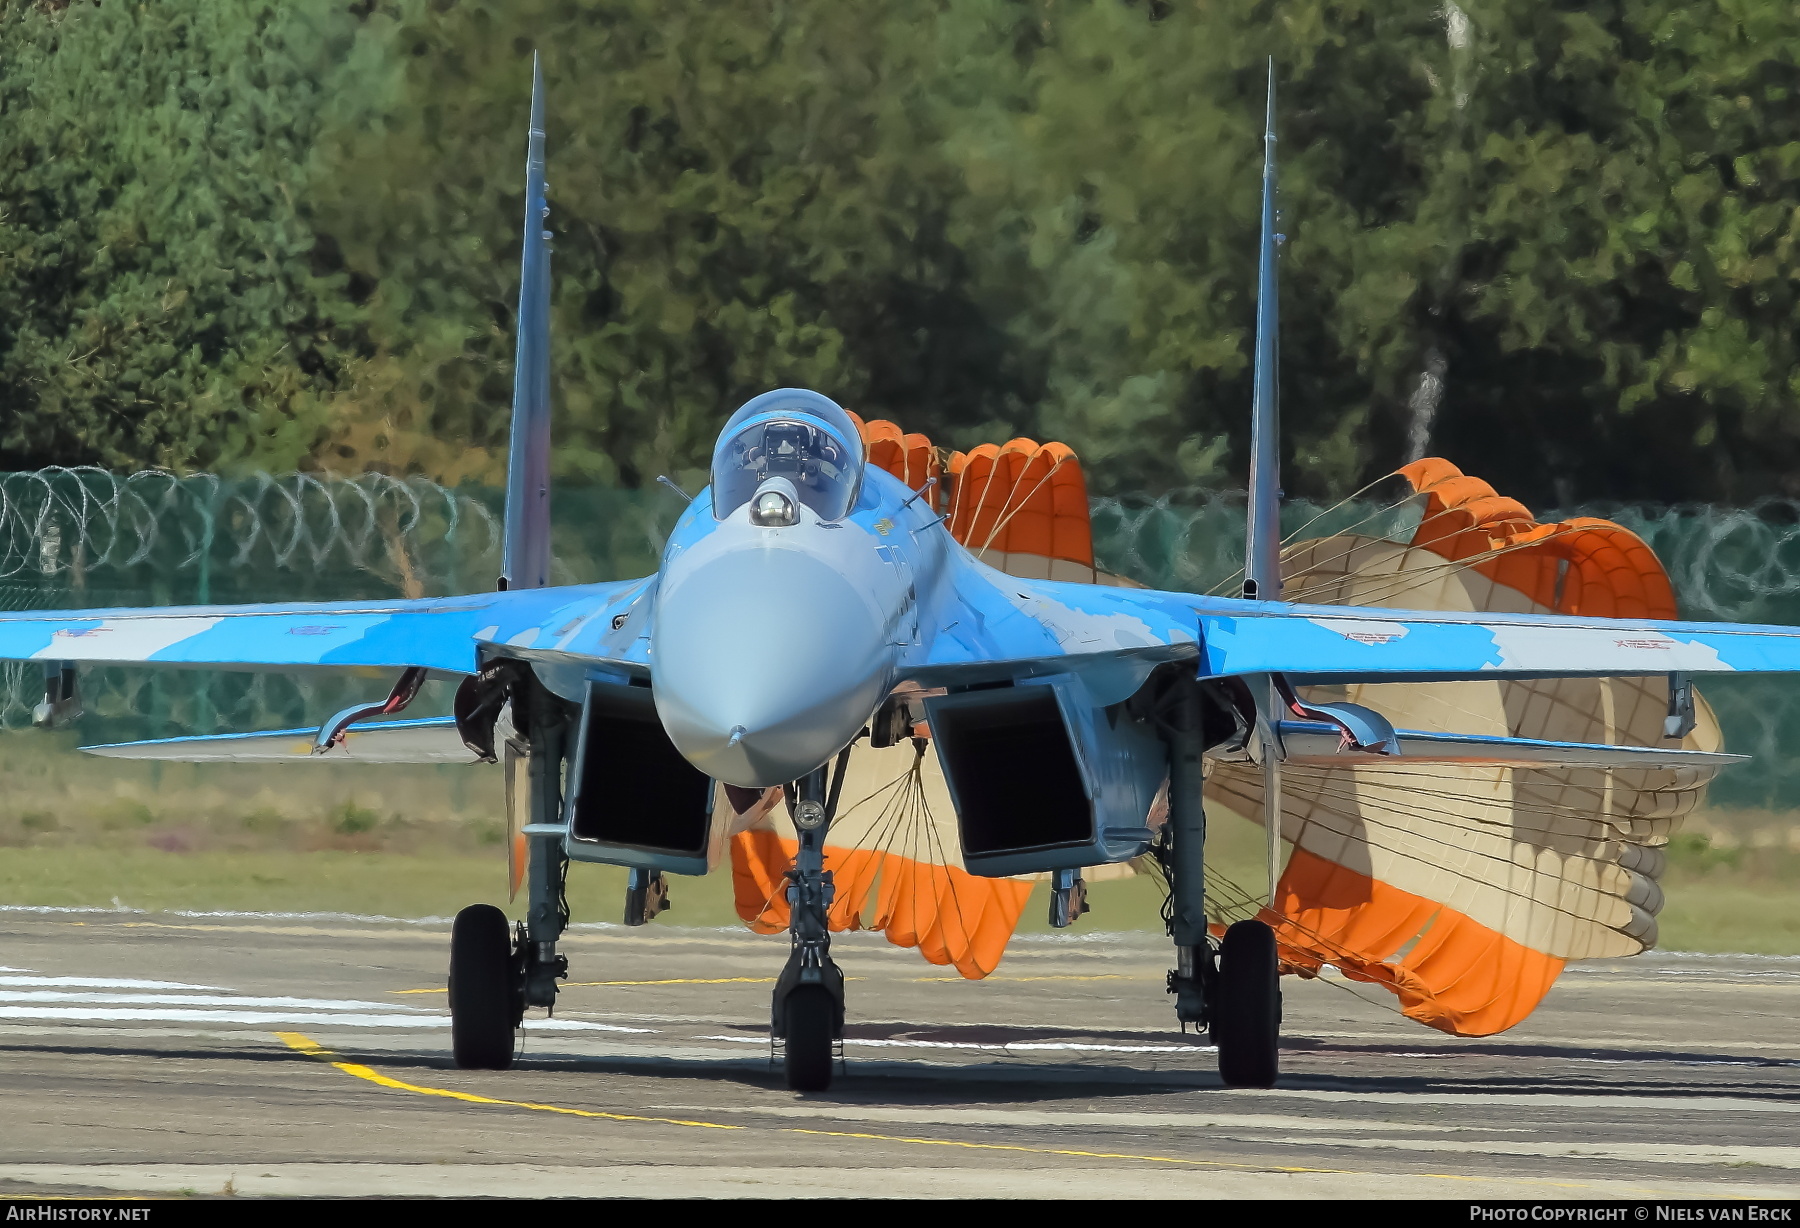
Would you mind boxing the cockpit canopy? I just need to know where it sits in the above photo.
[711,390,863,522]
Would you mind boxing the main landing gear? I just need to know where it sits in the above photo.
[771,755,849,1092]
[1160,676,1281,1088]
[449,670,571,1070]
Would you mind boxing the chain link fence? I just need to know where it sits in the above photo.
[1,470,1797,808]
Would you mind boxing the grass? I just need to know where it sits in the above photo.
[0,846,749,927]
[0,732,1793,953]
[9,843,1788,954]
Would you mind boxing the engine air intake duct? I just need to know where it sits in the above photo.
[931,685,1091,856]
[925,675,1164,878]
[565,677,722,874]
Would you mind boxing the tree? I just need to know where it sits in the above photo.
[0,0,367,473]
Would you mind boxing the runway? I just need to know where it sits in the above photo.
[0,908,1796,1199]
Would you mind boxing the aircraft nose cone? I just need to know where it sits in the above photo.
[652,544,893,787]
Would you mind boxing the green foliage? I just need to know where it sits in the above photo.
[328,800,379,835]
[305,0,1036,486]
[4,0,1800,504]
[0,0,367,473]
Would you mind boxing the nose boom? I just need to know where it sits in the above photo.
[652,546,893,787]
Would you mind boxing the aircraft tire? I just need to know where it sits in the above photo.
[1213,919,1280,1088]
[449,903,516,1070]
[782,986,836,1092]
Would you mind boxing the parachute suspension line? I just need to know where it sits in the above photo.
[501,52,553,593]
[765,756,920,928]
[1297,770,1648,836]
[1269,528,1563,612]
[1204,865,1407,1017]
[949,447,1008,545]
[1253,497,1503,598]
[1238,772,1662,906]
[971,454,1072,560]
[1204,482,1425,599]
[1232,487,1519,601]
[1274,471,1410,549]
[1304,536,1574,610]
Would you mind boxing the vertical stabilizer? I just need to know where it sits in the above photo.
[502,53,553,591]
[1244,62,1286,903]
[1243,62,1281,602]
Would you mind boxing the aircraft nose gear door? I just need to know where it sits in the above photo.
[771,751,850,1091]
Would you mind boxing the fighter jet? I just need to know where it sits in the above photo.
[10,62,1798,1092]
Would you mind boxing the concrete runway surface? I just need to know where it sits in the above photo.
[0,908,1796,1200]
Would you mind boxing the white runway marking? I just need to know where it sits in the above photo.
[662,1104,1531,1134]
[0,975,225,991]
[1263,1088,1800,1114]
[699,1034,1210,1054]
[0,1006,650,1031]
[0,971,651,1033]
[0,990,435,1012]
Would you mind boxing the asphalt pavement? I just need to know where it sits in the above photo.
[0,908,1796,1199]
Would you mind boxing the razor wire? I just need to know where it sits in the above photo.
[0,469,682,744]
[2,469,1799,807]
[0,467,504,605]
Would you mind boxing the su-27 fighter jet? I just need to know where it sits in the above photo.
[10,62,1798,1092]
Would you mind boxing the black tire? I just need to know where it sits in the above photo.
[783,985,836,1092]
[1213,918,1280,1088]
[449,903,517,1070]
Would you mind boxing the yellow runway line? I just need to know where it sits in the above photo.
[271,1032,1632,1190]
[275,1032,740,1129]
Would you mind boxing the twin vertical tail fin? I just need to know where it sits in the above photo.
[1243,61,1281,602]
[501,53,553,592]
[1242,62,1285,904]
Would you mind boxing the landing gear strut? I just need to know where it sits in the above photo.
[1160,676,1280,1088]
[772,754,849,1091]
[623,868,669,926]
[1048,868,1089,928]
[448,668,572,1069]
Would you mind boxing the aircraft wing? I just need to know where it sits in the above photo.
[915,562,1800,685]
[1193,597,1800,682]
[0,580,649,675]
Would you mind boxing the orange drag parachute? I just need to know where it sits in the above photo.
[1206,459,1722,1035]
[728,427,1718,1021]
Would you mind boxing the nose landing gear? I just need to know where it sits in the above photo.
[771,753,850,1091]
